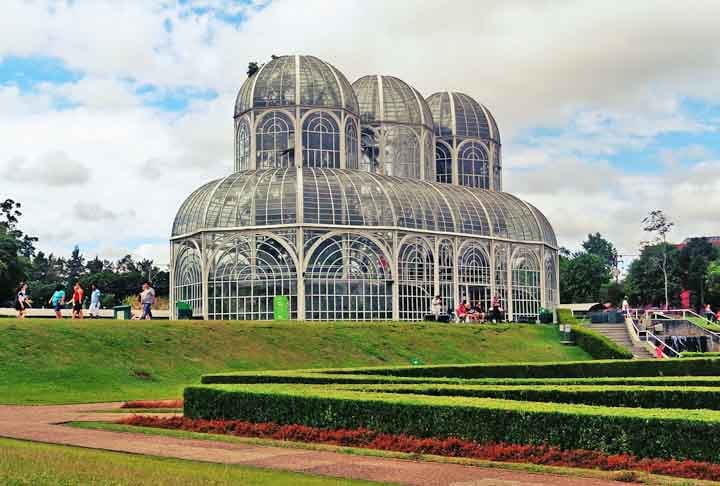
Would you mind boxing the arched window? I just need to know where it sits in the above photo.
[384,126,419,178]
[458,243,491,312]
[302,111,340,168]
[544,251,557,310]
[305,233,392,320]
[494,244,508,311]
[360,127,379,173]
[235,117,250,171]
[345,118,359,169]
[458,142,489,188]
[256,111,295,169]
[173,242,202,317]
[511,248,541,321]
[398,237,434,321]
[209,235,297,320]
[435,142,452,184]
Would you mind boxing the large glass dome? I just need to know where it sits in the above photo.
[235,55,359,116]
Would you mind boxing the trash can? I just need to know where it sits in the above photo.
[273,295,289,320]
[113,304,132,320]
[176,301,193,320]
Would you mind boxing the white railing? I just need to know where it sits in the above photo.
[629,318,679,358]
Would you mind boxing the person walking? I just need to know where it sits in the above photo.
[48,285,66,319]
[621,296,630,315]
[69,282,84,320]
[140,281,156,320]
[88,283,101,319]
[14,283,29,319]
[704,304,715,322]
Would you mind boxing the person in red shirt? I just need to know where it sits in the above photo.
[456,300,468,323]
[69,282,84,320]
[655,341,665,359]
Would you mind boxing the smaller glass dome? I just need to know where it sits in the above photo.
[426,91,500,143]
[352,75,433,129]
[235,55,359,116]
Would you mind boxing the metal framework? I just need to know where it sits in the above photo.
[172,54,558,321]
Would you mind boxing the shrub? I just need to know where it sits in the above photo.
[356,384,720,410]
[681,352,720,359]
[557,308,576,324]
[322,357,720,379]
[183,384,720,462]
[570,325,633,360]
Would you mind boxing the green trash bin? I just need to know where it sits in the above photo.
[113,304,132,320]
[273,296,289,321]
[175,301,193,320]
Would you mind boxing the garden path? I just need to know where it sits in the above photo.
[0,403,624,486]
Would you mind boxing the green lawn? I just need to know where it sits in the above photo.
[0,437,375,486]
[0,319,590,404]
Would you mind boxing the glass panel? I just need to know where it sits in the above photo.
[457,141,489,188]
[256,111,295,168]
[302,111,340,168]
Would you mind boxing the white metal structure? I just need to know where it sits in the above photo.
[171,54,558,321]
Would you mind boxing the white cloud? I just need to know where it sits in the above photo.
[5,151,89,186]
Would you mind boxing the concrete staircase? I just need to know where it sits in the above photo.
[587,323,655,359]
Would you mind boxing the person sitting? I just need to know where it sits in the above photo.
[431,295,443,320]
[456,300,468,323]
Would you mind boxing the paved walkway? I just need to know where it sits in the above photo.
[0,403,624,486]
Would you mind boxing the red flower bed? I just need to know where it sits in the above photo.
[121,400,183,409]
[118,415,720,481]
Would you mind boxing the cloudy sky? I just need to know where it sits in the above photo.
[2,0,719,269]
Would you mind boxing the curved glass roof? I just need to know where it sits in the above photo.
[426,91,500,143]
[352,75,433,129]
[173,168,555,247]
[235,55,359,116]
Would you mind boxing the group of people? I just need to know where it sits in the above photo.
[431,294,505,323]
[13,281,156,320]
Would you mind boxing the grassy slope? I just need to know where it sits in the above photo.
[0,319,590,404]
[0,437,375,486]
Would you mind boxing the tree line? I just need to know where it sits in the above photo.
[561,219,720,310]
[0,198,168,308]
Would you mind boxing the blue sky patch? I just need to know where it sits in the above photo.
[0,55,83,91]
[135,84,218,111]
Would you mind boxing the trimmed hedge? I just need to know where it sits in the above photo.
[681,352,720,359]
[202,370,720,387]
[570,325,634,360]
[184,384,720,462]
[323,357,720,379]
[352,384,720,410]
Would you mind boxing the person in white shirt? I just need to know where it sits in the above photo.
[140,281,156,320]
[621,297,630,315]
[431,295,442,320]
[88,283,102,319]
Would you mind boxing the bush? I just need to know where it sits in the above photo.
[681,352,720,358]
[358,383,720,410]
[570,325,633,360]
[323,357,720,379]
[557,308,576,324]
[184,384,720,462]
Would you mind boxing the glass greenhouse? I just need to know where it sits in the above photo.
[170,54,558,321]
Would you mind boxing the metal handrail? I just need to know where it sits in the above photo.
[629,318,679,358]
[650,309,720,344]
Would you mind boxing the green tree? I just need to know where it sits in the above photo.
[707,260,720,307]
[66,246,85,285]
[0,199,35,303]
[560,252,611,303]
[642,210,675,308]
[625,243,682,307]
[679,237,718,309]
[582,232,618,270]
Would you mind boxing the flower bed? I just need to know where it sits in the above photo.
[118,415,720,482]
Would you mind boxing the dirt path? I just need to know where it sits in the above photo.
[0,403,624,486]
